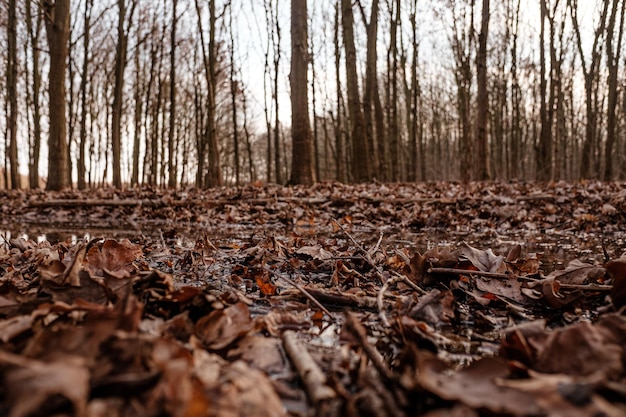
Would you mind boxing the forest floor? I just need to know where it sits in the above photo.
[1,181,626,417]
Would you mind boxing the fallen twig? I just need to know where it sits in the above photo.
[282,330,336,405]
[428,267,613,292]
[303,287,380,310]
[265,267,335,322]
[344,313,395,383]
[428,267,538,281]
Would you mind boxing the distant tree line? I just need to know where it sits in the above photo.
[0,0,625,189]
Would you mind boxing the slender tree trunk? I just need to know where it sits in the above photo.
[604,0,625,180]
[44,0,71,190]
[111,0,136,188]
[537,0,552,181]
[450,2,474,181]
[168,0,178,188]
[26,0,43,189]
[341,0,368,182]
[475,0,490,180]
[569,0,608,178]
[78,0,93,190]
[206,0,222,187]
[229,3,241,185]
[7,0,19,189]
[131,31,142,187]
[289,0,314,185]
[389,0,400,181]
[362,0,379,180]
[273,1,282,184]
[333,1,346,182]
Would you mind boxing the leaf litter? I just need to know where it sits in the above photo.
[0,181,625,416]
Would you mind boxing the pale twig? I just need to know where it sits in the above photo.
[282,330,336,405]
[264,267,335,322]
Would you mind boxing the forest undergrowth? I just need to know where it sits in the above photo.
[0,181,625,416]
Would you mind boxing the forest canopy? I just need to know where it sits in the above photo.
[0,0,624,189]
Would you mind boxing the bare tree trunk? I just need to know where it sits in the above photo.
[537,0,552,181]
[342,0,368,182]
[509,0,522,180]
[604,0,625,180]
[229,2,241,185]
[168,0,178,188]
[389,0,400,181]
[111,0,136,188]
[206,0,222,187]
[131,29,142,187]
[26,0,43,189]
[569,0,609,178]
[44,0,71,190]
[450,2,474,181]
[475,0,490,180]
[7,0,19,189]
[333,1,346,182]
[362,0,379,180]
[273,1,282,184]
[241,88,256,180]
[195,0,222,187]
[77,0,93,190]
[289,0,314,185]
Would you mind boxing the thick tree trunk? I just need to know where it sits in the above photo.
[44,0,71,190]
[289,0,314,185]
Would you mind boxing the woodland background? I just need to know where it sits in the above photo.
[0,0,625,190]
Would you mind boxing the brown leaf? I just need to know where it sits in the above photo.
[228,335,285,374]
[459,242,505,273]
[606,258,626,309]
[546,259,605,285]
[415,350,541,415]
[195,302,254,350]
[406,246,458,285]
[211,360,285,417]
[531,319,624,378]
[0,352,89,417]
[87,239,142,278]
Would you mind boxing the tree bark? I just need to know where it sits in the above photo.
[603,0,625,180]
[26,0,43,189]
[111,0,136,188]
[569,0,609,178]
[44,0,71,190]
[77,0,93,190]
[341,0,368,182]
[362,0,380,180]
[475,0,490,180]
[289,0,314,185]
[7,0,20,189]
[168,0,178,188]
